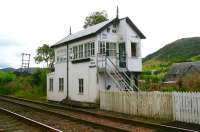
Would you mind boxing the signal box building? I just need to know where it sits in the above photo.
[47,16,145,103]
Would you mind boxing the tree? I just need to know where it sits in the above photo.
[83,10,108,29]
[34,44,54,69]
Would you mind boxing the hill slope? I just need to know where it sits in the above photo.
[144,37,200,68]
[0,67,40,74]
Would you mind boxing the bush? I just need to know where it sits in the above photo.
[0,72,16,85]
[0,87,17,95]
[0,69,47,98]
[32,69,47,95]
[181,73,200,92]
[161,86,177,92]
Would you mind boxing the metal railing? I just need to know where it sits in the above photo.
[97,53,138,91]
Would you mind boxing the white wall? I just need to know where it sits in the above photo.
[68,37,98,103]
[125,20,142,72]
[47,48,68,101]
[97,18,142,72]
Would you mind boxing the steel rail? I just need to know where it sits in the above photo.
[0,96,130,132]
[0,107,62,132]
[0,95,198,132]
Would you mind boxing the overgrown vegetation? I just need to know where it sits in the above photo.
[0,69,47,100]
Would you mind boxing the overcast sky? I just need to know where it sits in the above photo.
[0,0,200,68]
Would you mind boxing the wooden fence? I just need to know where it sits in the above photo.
[173,92,200,124]
[100,91,200,124]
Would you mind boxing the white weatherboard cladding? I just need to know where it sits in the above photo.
[97,19,142,72]
[125,20,142,72]
[69,61,97,102]
[68,37,98,103]
[47,64,68,101]
[47,46,68,101]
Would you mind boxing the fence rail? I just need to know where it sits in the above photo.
[100,91,200,124]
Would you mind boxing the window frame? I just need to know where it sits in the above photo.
[70,41,95,60]
[73,46,78,59]
[91,42,95,56]
[78,44,84,58]
[131,42,137,57]
[59,78,64,92]
[56,48,67,63]
[98,41,106,55]
[106,42,116,56]
[49,78,53,92]
[78,78,84,94]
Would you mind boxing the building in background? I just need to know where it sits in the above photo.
[165,61,200,82]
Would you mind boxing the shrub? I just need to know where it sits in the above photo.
[161,86,177,92]
[31,69,47,95]
[181,73,200,92]
[0,69,47,98]
[0,72,16,85]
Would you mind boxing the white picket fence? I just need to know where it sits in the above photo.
[100,91,200,124]
[173,92,200,124]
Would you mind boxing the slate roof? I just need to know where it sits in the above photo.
[167,61,200,75]
[51,17,145,48]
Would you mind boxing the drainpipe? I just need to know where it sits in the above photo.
[66,43,69,99]
[67,27,71,99]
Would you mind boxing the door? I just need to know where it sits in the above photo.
[118,43,126,68]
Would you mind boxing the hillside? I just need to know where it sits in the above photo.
[141,37,200,91]
[0,67,40,74]
[143,37,200,69]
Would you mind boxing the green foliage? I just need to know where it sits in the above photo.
[0,69,47,99]
[161,86,177,92]
[0,87,18,95]
[32,69,47,95]
[190,54,200,62]
[83,10,108,29]
[34,44,54,68]
[0,71,16,85]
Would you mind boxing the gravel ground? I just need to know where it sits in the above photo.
[0,112,40,132]
[0,99,155,132]
[0,100,105,132]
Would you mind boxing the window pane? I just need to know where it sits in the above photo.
[91,42,95,56]
[131,43,137,57]
[59,78,64,91]
[79,79,84,93]
[84,43,88,57]
[99,41,105,55]
[106,42,116,56]
[49,78,53,91]
[78,45,83,58]
[73,46,78,59]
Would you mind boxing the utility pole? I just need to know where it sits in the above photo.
[21,53,31,73]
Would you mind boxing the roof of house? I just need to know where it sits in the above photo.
[167,61,200,75]
[51,17,145,48]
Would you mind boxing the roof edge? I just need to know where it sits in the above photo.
[125,17,146,39]
[51,17,146,48]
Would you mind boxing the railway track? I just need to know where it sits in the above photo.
[0,95,198,132]
[0,107,61,132]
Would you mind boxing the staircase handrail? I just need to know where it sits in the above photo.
[105,56,138,91]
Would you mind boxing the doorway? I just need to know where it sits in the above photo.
[118,43,126,68]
